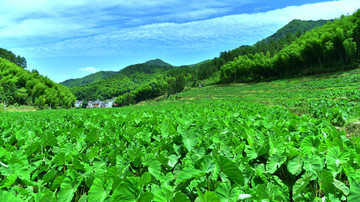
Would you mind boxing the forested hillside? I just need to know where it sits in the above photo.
[220,11,360,82]
[69,59,178,101]
[61,71,117,88]
[0,55,76,109]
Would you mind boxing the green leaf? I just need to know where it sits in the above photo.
[216,155,244,186]
[111,177,140,202]
[53,152,71,166]
[153,188,172,202]
[88,177,112,202]
[0,190,22,202]
[144,154,162,180]
[57,177,83,202]
[215,183,241,202]
[269,136,285,156]
[0,173,17,189]
[139,192,154,202]
[182,133,197,152]
[172,192,190,202]
[293,173,312,197]
[348,181,360,202]
[167,155,179,169]
[326,146,350,175]
[50,175,66,191]
[287,156,303,176]
[140,172,152,188]
[203,191,221,202]
[333,179,349,196]
[175,167,204,184]
[304,156,322,178]
[266,153,286,174]
[319,169,336,196]
[301,136,320,156]
[42,169,56,184]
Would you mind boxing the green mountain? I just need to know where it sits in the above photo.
[0,51,76,109]
[61,71,117,88]
[69,59,175,101]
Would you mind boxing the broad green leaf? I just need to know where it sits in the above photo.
[88,177,112,202]
[326,146,350,175]
[269,136,285,156]
[333,179,349,196]
[195,155,215,173]
[182,133,197,152]
[144,154,162,180]
[215,183,241,202]
[57,177,83,202]
[111,177,140,202]
[140,172,152,188]
[287,156,303,176]
[348,181,360,202]
[42,169,56,184]
[167,155,179,169]
[0,190,22,202]
[138,192,154,202]
[319,169,336,196]
[50,175,66,191]
[293,173,312,197]
[153,188,172,202]
[203,191,221,202]
[301,136,320,156]
[266,153,286,174]
[175,167,204,184]
[216,155,244,186]
[0,173,17,189]
[304,156,322,179]
[53,152,71,166]
[172,192,190,202]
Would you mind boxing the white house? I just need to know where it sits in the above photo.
[74,100,83,108]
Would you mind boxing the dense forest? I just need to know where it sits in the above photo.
[61,71,117,88]
[0,54,76,109]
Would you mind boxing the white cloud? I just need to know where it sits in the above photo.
[79,67,100,73]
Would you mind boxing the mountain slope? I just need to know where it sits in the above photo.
[61,71,117,88]
[69,59,175,101]
[0,55,76,109]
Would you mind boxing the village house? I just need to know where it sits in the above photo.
[74,100,83,108]
[87,99,115,108]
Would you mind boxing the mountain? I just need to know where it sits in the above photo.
[69,59,175,101]
[61,71,117,88]
[257,19,330,45]
[0,52,76,109]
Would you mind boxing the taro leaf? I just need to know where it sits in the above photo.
[172,192,190,202]
[215,183,241,202]
[293,173,312,197]
[333,179,349,196]
[304,155,322,179]
[266,153,286,174]
[53,152,71,166]
[0,190,22,202]
[0,173,17,189]
[287,156,303,176]
[167,155,179,169]
[138,192,154,202]
[301,136,320,156]
[197,188,220,202]
[42,169,56,184]
[216,155,244,186]
[88,177,113,202]
[244,145,258,160]
[254,184,268,201]
[57,177,83,202]
[348,181,360,202]
[33,188,53,202]
[175,167,205,184]
[319,169,336,196]
[50,175,66,191]
[140,172,152,188]
[144,154,162,180]
[182,133,197,152]
[111,177,140,202]
[269,136,285,156]
[153,188,172,202]
[195,155,215,173]
[326,146,350,176]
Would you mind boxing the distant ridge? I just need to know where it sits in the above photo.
[60,71,117,88]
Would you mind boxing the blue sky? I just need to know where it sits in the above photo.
[1,0,360,83]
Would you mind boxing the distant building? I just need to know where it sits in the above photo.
[105,99,115,108]
[74,100,83,108]
[87,99,113,108]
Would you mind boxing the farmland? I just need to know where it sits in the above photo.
[1,69,360,201]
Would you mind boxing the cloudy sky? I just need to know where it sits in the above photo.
[1,0,360,82]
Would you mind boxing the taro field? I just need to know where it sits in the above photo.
[1,69,360,201]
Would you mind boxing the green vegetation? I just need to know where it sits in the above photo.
[0,57,76,109]
[1,68,360,201]
[60,71,117,88]
[0,48,27,69]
